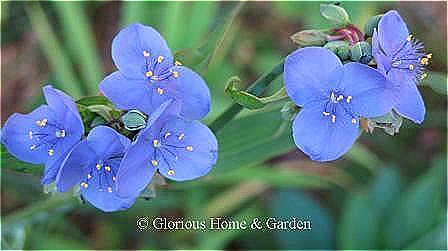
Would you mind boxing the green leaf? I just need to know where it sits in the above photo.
[271,190,334,249]
[76,95,113,106]
[1,145,44,175]
[420,71,447,95]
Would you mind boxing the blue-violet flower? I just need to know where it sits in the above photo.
[115,100,218,198]
[100,23,211,120]
[372,10,430,123]
[56,126,136,212]
[2,85,84,183]
[284,47,394,161]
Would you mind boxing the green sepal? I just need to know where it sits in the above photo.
[290,29,327,46]
[364,14,383,38]
[320,3,351,28]
[363,110,403,136]
[324,40,351,61]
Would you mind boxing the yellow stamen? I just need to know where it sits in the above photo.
[48,149,54,156]
[36,118,48,127]
[87,174,92,179]
[406,34,413,41]
[146,71,153,77]
[157,87,164,95]
[107,187,112,193]
[175,60,183,66]
[164,132,171,139]
[186,146,193,151]
[322,112,330,116]
[409,64,414,71]
[167,170,175,176]
[81,182,88,188]
[143,50,150,57]
[420,57,429,65]
[178,133,185,140]
[351,118,357,124]
[331,115,336,123]
[157,55,164,63]
[105,166,111,172]
[151,160,158,166]
[337,95,344,101]
[153,139,160,147]
[96,164,101,170]
[28,131,33,139]
[30,145,36,150]
[172,71,179,78]
[420,73,428,80]
[346,96,352,103]
[426,53,432,59]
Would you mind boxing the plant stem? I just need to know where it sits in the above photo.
[208,62,284,132]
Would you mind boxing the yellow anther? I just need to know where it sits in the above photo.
[30,145,36,150]
[143,50,150,57]
[151,160,159,166]
[175,60,183,66]
[48,149,54,156]
[406,34,413,41]
[96,164,101,170]
[87,174,92,179]
[28,131,33,139]
[408,64,414,71]
[186,146,193,151]
[322,112,330,116]
[81,182,88,188]
[420,57,429,65]
[112,176,116,181]
[420,73,428,80]
[146,71,153,77]
[337,95,344,101]
[351,118,357,124]
[331,115,336,123]
[107,187,113,193]
[426,53,432,59]
[164,132,171,139]
[178,133,185,140]
[157,87,164,95]
[346,96,352,103]
[167,170,175,176]
[172,71,179,78]
[105,166,111,172]
[36,118,48,127]
[157,55,164,63]
[153,139,160,147]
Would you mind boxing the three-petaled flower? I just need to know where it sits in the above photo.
[1,85,84,183]
[115,100,218,199]
[284,47,394,161]
[372,10,430,123]
[56,126,136,212]
[100,23,211,120]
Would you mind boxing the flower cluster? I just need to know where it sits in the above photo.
[2,23,218,212]
[284,10,430,161]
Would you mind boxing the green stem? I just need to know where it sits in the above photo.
[208,62,284,132]
[260,87,288,103]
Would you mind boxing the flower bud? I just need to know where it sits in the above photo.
[122,110,147,131]
[363,14,383,37]
[290,30,327,46]
[324,40,350,61]
[320,4,351,28]
[362,111,403,135]
[350,41,372,64]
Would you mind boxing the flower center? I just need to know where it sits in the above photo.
[29,118,67,156]
[80,158,121,193]
[322,92,357,124]
[389,34,431,80]
[142,50,181,96]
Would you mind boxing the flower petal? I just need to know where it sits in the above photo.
[372,29,391,74]
[156,118,218,181]
[162,66,211,120]
[388,69,425,123]
[115,138,156,199]
[378,10,410,56]
[43,85,80,119]
[86,126,130,159]
[112,23,172,79]
[284,47,343,106]
[339,62,394,117]
[292,106,359,161]
[1,105,54,164]
[56,141,95,192]
[100,71,154,113]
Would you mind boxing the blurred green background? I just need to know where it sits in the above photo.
[1,1,446,250]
